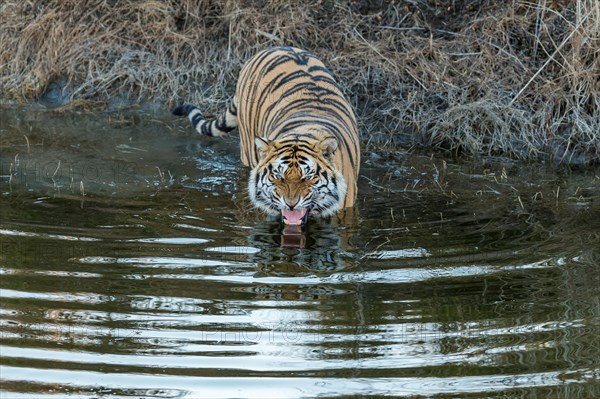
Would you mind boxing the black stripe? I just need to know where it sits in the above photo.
[263,53,293,75]
[191,113,203,127]
[313,75,341,88]
[279,82,318,100]
[216,117,235,132]
[275,142,314,151]
[172,104,196,117]
[228,101,237,116]
[262,98,315,127]
[272,70,309,92]
[291,49,313,65]
[308,65,332,75]
[201,122,213,137]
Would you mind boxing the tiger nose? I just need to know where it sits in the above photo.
[284,197,299,209]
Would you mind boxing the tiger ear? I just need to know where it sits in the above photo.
[319,137,338,160]
[255,137,271,160]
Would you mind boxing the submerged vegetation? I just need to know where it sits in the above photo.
[1,0,599,165]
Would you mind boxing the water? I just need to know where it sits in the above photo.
[1,108,599,398]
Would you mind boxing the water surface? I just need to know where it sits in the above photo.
[1,109,599,398]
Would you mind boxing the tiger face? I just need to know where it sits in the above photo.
[248,136,347,225]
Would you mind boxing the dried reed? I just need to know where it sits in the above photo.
[1,0,598,165]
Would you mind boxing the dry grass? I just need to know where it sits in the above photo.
[1,0,598,165]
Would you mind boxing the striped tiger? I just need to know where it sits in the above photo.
[173,46,360,225]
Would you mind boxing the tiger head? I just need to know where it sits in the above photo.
[248,136,347,226]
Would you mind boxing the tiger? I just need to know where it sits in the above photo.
[173,46,360,226]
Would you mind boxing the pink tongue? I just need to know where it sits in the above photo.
[282,209,307,225]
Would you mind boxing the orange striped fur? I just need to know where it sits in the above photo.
[173,47,360,222]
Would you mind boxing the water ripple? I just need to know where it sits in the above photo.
[0,365,597,398]
[2,115,599,398]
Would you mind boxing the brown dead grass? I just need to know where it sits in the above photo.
[1,0,598,165]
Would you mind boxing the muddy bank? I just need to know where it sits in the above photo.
[1,1,598,165]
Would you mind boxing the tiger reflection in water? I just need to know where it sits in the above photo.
[232,213,359,301]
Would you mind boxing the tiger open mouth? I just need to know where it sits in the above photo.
[281,208,309,226]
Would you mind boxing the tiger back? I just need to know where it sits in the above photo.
[173,46,360,225]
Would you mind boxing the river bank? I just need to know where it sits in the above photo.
[1,0,598,165]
